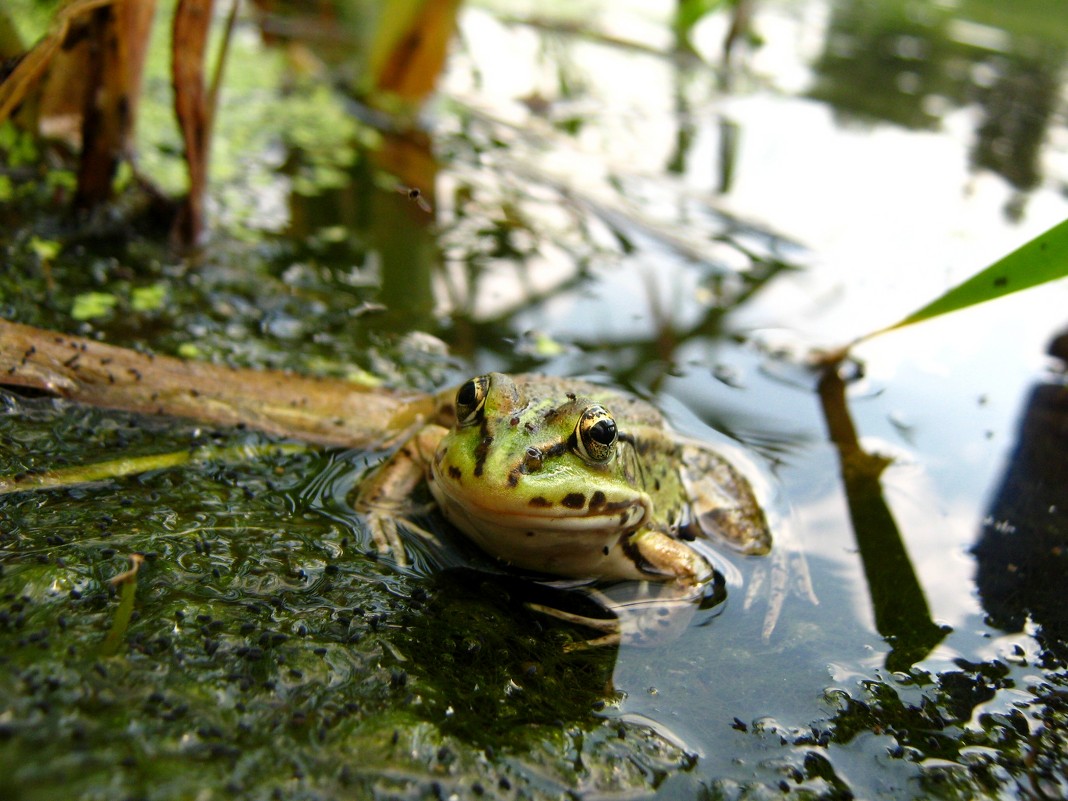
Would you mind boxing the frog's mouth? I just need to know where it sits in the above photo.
[428,469,651,533]
[428,467,659,580]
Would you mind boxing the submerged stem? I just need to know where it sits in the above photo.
[100,554,144,657]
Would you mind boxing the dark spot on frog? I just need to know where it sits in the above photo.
[602,546,609,555]
[589,491,606,510]
[507,471,519,488]
[529,497,552,508]
[510,416,520,426]
[562,492,585,509]
[447,466,462,480]
[473,435,493,478]
[526,531,535,537]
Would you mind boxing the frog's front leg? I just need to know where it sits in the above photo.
[354,424,446,565]
[528,531,713,650]
[627,528,714,585]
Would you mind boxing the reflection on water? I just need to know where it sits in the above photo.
[972,51,1062,220]
[810,0,1068,220]
[817,365,948,672]
[975,330,1068,662]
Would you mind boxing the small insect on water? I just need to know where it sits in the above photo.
[396,185,432,213]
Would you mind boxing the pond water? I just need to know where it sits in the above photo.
[2,0,1068,799]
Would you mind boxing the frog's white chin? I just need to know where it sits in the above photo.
[427,480,655,580]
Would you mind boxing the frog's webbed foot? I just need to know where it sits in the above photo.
[527,577,721,651]
[354,425,446,567]
[678,443,817,639]
[365,507,408,564]
[744,533,818,639]
[525,602,622,651]
[361,504,438,567]
[678,444,772,555]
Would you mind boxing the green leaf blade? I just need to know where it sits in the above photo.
[873,216,1068,337]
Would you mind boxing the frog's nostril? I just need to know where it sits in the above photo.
[522,447,543,473]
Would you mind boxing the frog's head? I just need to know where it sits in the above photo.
[427,373,654,576]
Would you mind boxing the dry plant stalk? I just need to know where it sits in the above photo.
[0,317,437,448]
[0,0,157,205]
[171,0,219,245]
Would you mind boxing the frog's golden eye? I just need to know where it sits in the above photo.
[574,405,617,463]
[455,375,490,426]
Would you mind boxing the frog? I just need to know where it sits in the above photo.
[355,372,773,645]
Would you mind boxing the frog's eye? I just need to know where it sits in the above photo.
[455,375,490,426]
[574,405,617,463]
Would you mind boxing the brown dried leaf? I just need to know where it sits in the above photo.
[0,0,157,207]
[0,0,117,126]
[369,0,461,106]
[172,0,214,245]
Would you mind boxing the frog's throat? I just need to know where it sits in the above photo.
[428,473,653,534]
[428,478,658,580]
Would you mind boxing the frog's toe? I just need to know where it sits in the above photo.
[365,512,409,566]
[525,602,622,651]
[744,538,818,639]
[563,632,622,651]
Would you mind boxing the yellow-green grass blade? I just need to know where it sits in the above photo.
[100,556,143,657]
[0,443,309,495]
